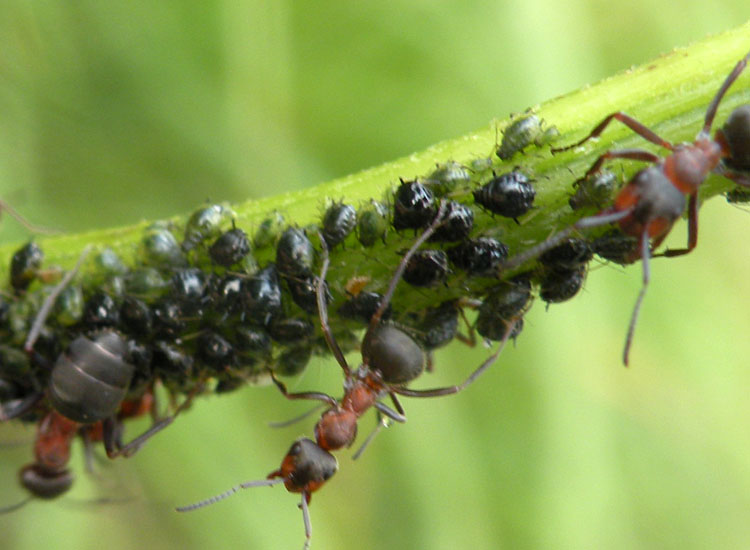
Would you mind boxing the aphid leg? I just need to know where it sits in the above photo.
[24,246,91,354]
[352,412,391,461]
[455,301,477,348]
[269,371,338,408]
[175,478,284,512]
[622,229,652,366]
[393,318,518,398]
[368,200,448,331]
[500,208,632,272]
[551,112,674,154]
[659,193,699,257]
[300,491,312,550]
[701,50,750,136]
[316,231,351,376]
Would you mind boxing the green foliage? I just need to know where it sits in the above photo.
[2,4,750,550]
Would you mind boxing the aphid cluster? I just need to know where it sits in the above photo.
[1,48,747,550]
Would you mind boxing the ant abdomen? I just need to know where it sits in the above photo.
[48,331,134,424]
[19,464,74,500]
[722,104,750,171]
[361,325,425,385]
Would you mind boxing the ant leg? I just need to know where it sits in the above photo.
[394,318,518,398]
[104,388,198,458]
[24,246,91,353]
[300,491,312,550]
[500,208,632,272]
[578,149,662,182]
[175,477,285,512]
[368,200,448,331]
[316,231,351,376]
[658,193,698,257]
[352,412,391,460]
[373,401,406,423]
[622,229,651,366]
[702,50,750,136]
[0,392,44,421]
[0,199,59,235]
[269,372,339,408]
[551,112,674,154]
[724,170,750,188]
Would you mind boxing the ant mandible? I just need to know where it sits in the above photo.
[176,201,518,550]
[500,49,750,365]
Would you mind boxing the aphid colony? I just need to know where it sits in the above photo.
[1,47,749,549]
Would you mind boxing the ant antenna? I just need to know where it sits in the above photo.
[25,245,92,353]
[0,200,59,235]
[0,497,32,514]
[175,478,284,512]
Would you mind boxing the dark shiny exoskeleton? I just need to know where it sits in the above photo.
[476,275,531,342]
[539,238,593,270]
[276,227,315,278]
[176,202,519,549]
[48,331,134,424]
[427,201,474,242]
[321,202,357,248]
[241,264,283,326]
[590,230,638,265]
[82,292,120,328]
[402,249,449,286]
[182,204,235,251]
[447,237,509,276]
[500,50,750,365]
[539,265,587,304]
[10,242,44,293]
[209,228,251,267]
[338,291,391,324]
[269,317,315,344]
[473,171,535,221]
[496,114,558,160]
[392,179,436,231]
[287,275,329,315]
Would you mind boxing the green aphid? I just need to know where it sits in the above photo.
[496,114,559,160]
[182,204,236,251]
[356,200,389,247]
[424,161,472,196]
[253,211,286,249]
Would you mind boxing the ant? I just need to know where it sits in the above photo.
[176,201,519,550]
[500,49,750,365]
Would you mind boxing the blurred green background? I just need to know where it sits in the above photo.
[2,2,750,550]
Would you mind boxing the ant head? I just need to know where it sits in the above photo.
[277,438,338,495]
[361,324,425,385]
[19,463,74,500]
[721,104,750,171]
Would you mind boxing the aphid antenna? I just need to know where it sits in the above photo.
[175,477,284,512]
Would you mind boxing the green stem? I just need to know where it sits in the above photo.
[1,24,749,317]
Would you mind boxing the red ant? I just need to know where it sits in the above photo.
[176,201,519,550]
[0,391,157,512]
[500,49,750,365]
